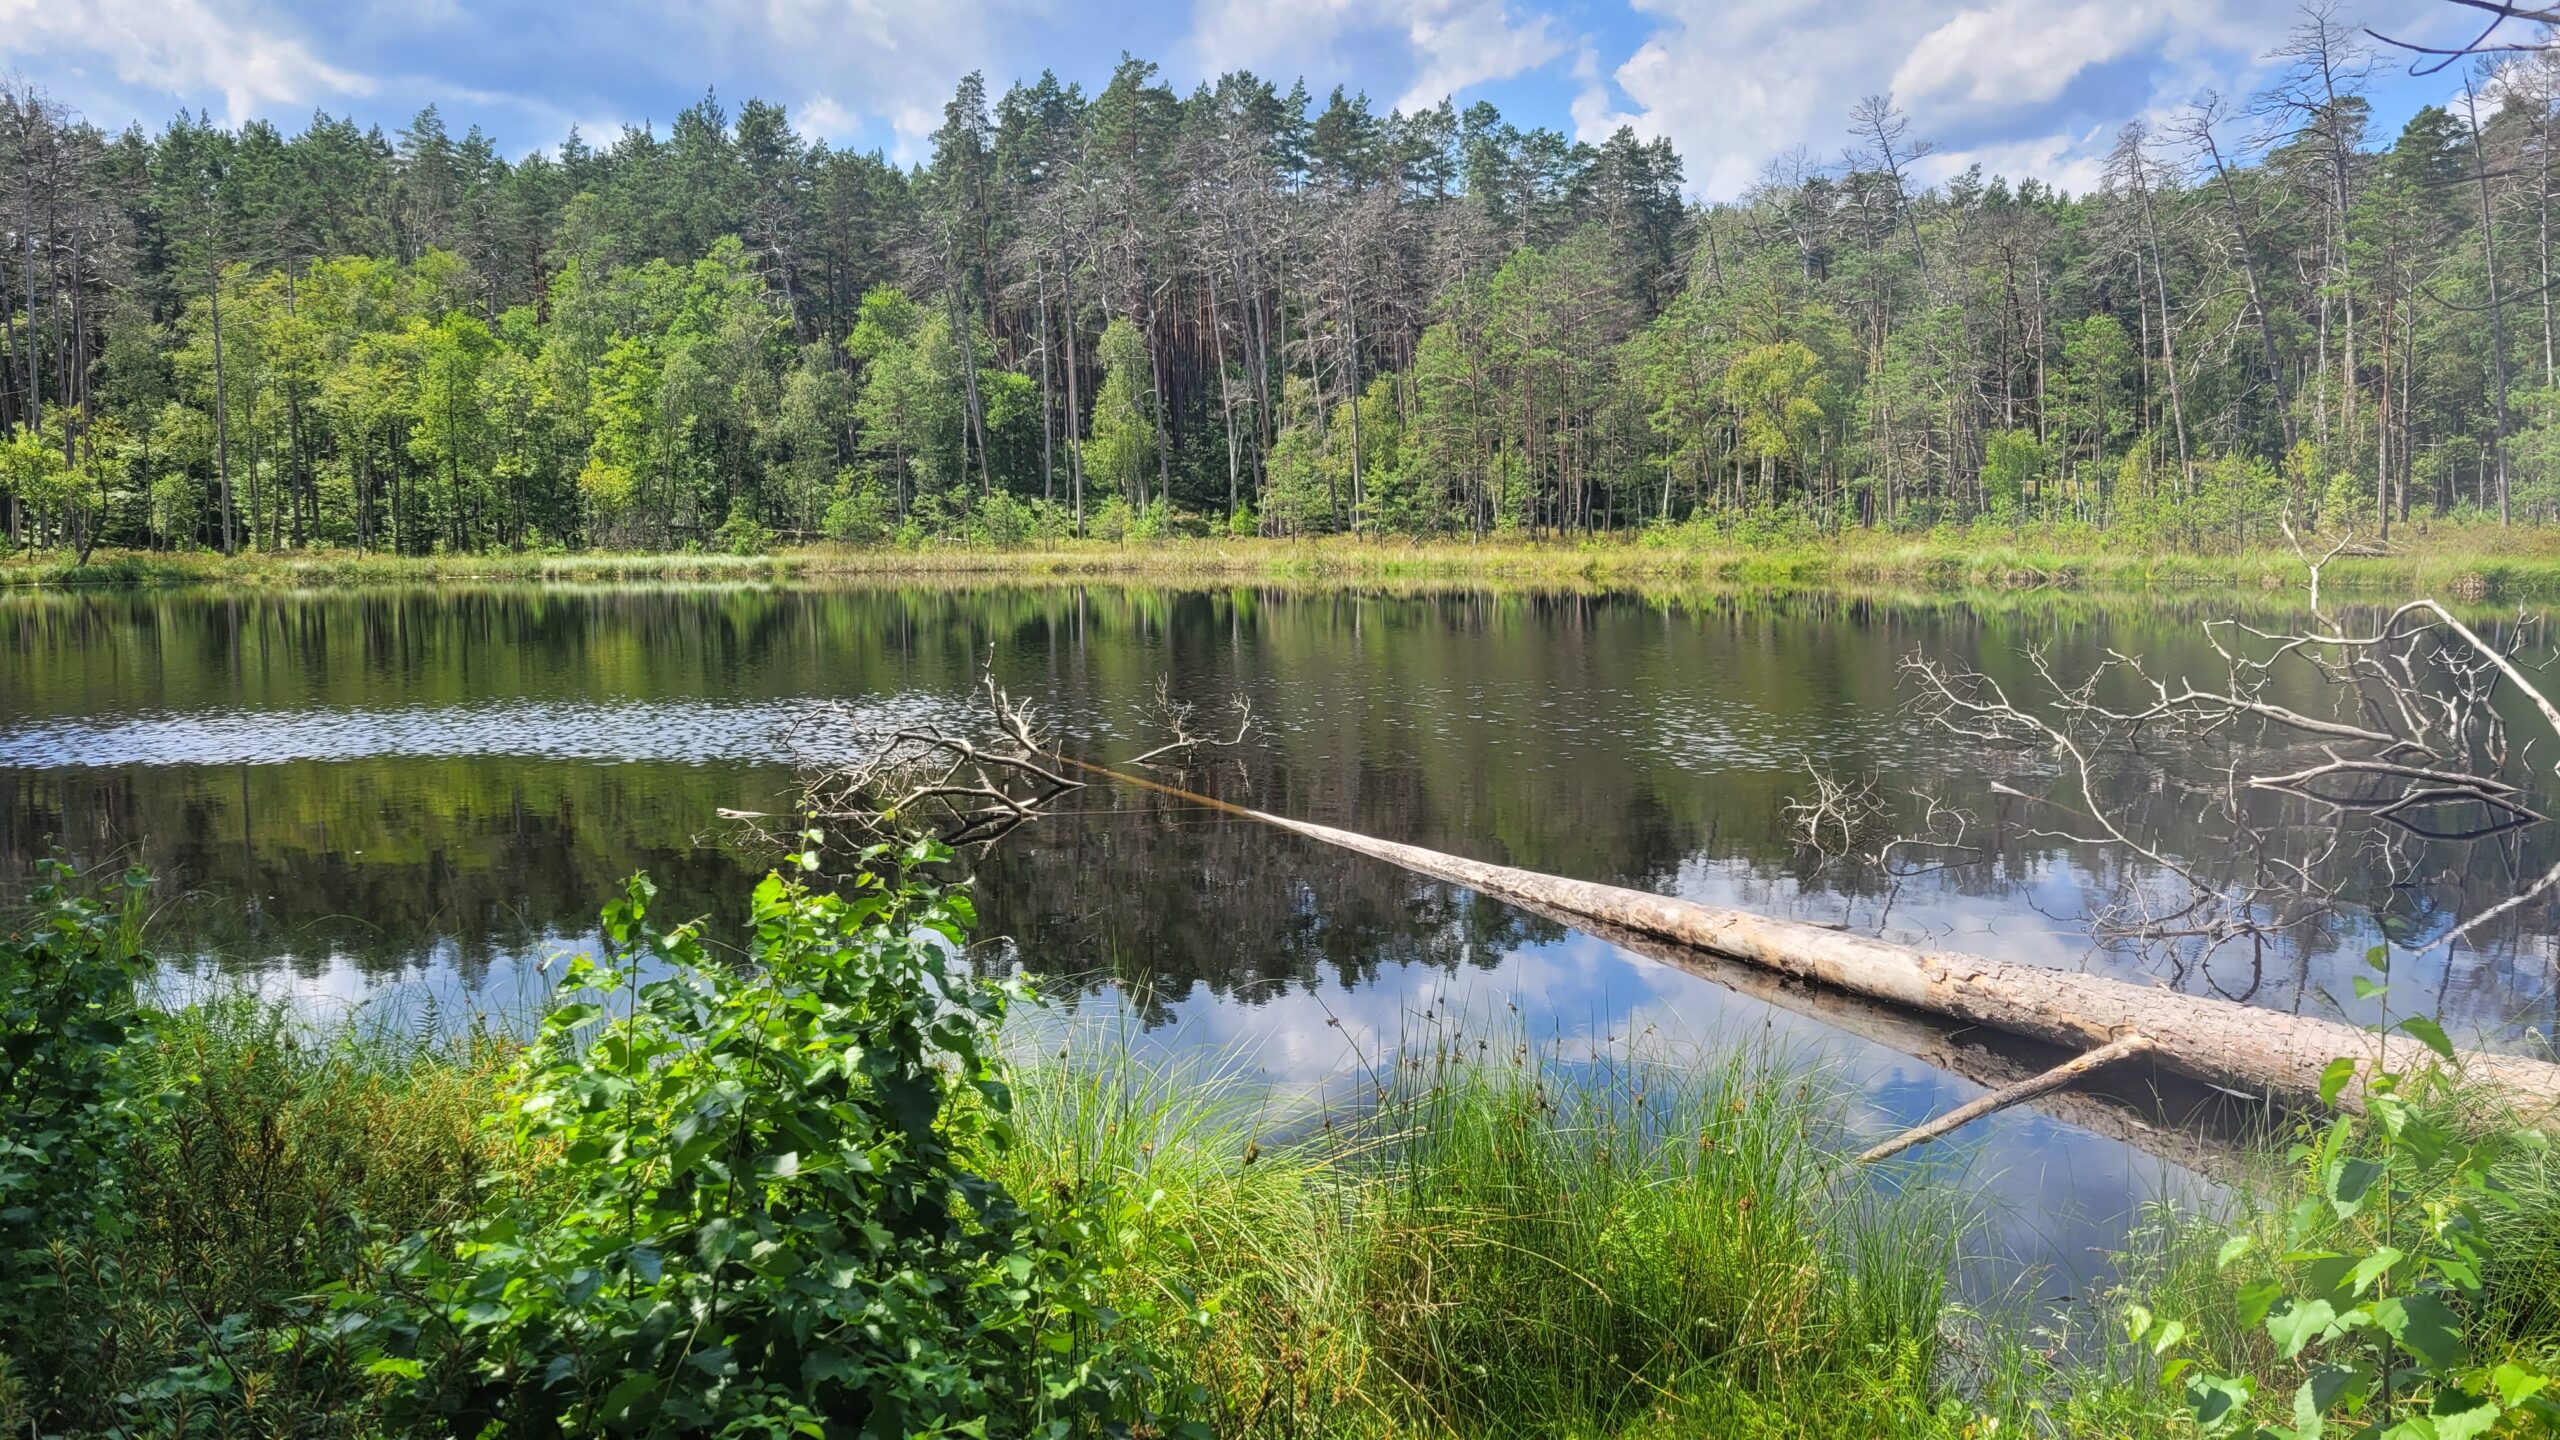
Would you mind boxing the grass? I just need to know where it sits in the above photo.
[18,521,2560,599]
[14,985,2560,1437]
[992,1018,2040,1438]
[0,996,522,1435]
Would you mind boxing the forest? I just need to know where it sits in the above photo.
[6,6,2560,558]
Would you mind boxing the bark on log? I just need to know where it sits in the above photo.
[1508,896,2257,1181]
[1068,760,2560,1119]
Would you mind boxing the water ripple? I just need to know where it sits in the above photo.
[0,695,969,768]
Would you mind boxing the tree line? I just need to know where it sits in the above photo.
[6,8,2560,557]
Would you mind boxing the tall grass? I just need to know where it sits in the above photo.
[21,977,2551,1437]
[19,521,2560,598]
[1,995,516,1435]
[990,1025,1992,1437]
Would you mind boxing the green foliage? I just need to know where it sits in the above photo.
[822,469,898,544]
[2132,949,2560,1440]
[361,853,1159,1436]
[0,862,153,1408]
[714,501,776,555]
[994,1025,1983,1439]
[1981,429,2045,523]
[1087,317,1158,509]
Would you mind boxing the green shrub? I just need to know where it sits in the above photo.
[2132,953,2560,1438]
[361,848,1164,1436]
[714,503,776,556]
[0,862,152,1420]
[821,470,897,544]
[1090,496,1134,542]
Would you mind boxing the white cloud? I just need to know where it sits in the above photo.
[1393,0,1566,112]
[1190,0,1565,114]
[1914,126,2114,196]
[0,0,372,122]
[795,94,859,143]
[1892,0,2166,108]
[1586,0,2440,199]
[668,0,1028,160]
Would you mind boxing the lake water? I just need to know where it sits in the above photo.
[8,581,2558,1300]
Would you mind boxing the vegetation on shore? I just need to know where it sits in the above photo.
[10,22,2560,569]
[17,522,2560,601]
[7,856,2559,1436]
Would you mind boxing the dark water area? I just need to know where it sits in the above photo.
[7,582,2559,1299]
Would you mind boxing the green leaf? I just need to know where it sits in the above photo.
[2327,1157,2385,1218]
[2494,1364,2551,1408]
[2397,1016,2455,1061]
[2237,1278,2285,1329]
[2186,1373,2256,1434]
[2347,1246,2404,1296]
[2374,1294,2468,1369]
[2292,1363,2366,1437]
[2319,1057,2358,1108]
[2364,943,2390,972]
[2353,975,2386,1002]
[599,1370,657,1421]
[2429,1390,2502,1440]
[2267,1298,2341,1360]
[2217,1232,2255,1269]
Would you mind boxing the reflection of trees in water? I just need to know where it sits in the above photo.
[2,585,2558,1040]
[968,774,1557,1025]
[0,760,780,985]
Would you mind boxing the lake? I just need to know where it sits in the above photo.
[7,580,2557,1298]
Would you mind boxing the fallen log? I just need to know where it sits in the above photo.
[1504,895,2257,1180]
[1063,758,2560,1119]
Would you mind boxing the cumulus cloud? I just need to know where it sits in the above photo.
[0,0,372,122]
[666,0,1032,158]
[1892,0,2168,108]
[1584,0,2438,199]
[1190,0,1565,114]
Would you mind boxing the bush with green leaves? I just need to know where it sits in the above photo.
[0,862,153,1416]
[361,844,1167,1437]
[2131,948,2560,1440]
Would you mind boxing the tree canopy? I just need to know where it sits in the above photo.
[5,13,2560,555]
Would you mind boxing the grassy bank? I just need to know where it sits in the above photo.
[8,861,2558,1437]
[16,522,2560,598]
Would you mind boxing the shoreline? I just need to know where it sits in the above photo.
[13,529,2560,599]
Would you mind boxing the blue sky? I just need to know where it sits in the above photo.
[0,0,2508,197]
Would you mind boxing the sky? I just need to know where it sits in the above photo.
[0,0,2520,199]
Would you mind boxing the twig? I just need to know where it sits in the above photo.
[1855,1033,2158,1164]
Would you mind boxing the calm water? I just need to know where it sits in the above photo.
[8,582,2559,1295]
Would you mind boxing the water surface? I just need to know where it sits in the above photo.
[9,582,2557,1296]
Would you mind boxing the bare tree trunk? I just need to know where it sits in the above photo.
[2467,76,2513,524]
[1036,257,1055,502]
[1070,758,2560,1116]
[209,256,236,556]
[1060,240,1086,536]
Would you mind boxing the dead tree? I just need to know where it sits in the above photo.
[725,676,1087,852]
[1877,527,2560,998]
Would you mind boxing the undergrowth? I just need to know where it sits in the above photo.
[8,857,2560,1437]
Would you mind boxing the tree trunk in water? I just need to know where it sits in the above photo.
[1067,758,2560,1118]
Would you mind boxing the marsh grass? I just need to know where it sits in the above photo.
[21,971,2552,1438]
[990,1022,2006,1437]
[19,521,2560,599]
[3,993,517,1434]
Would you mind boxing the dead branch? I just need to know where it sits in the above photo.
[1782,759,1887,857]
[742,675,1089,851]
[1125,677,1258,768]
